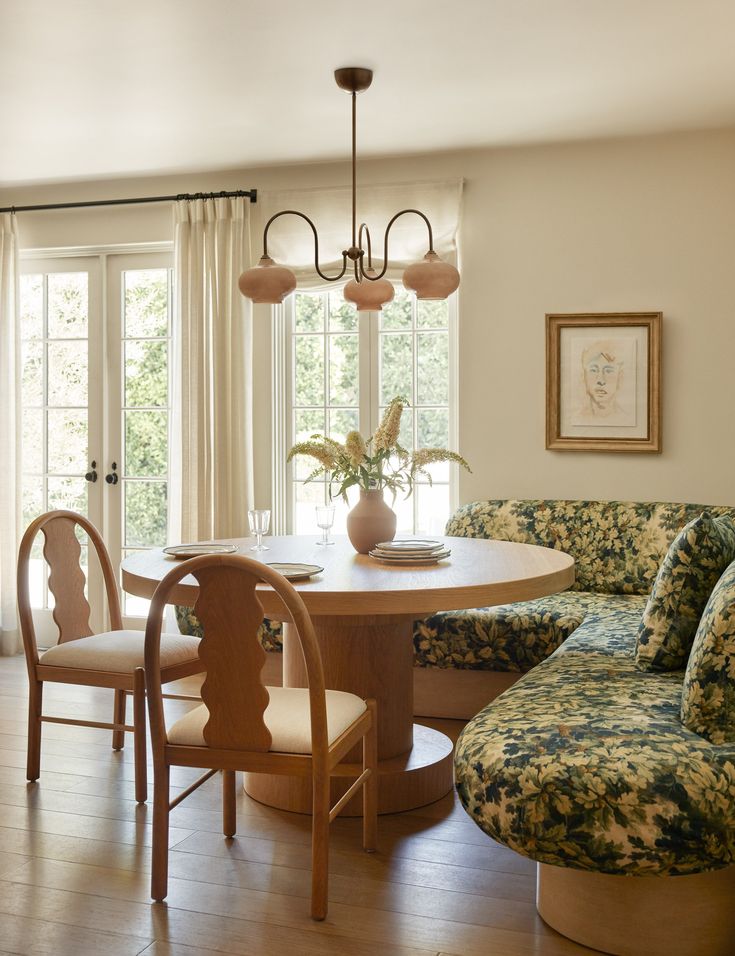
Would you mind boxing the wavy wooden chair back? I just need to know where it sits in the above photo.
[144,553,330,763]
[17,510,123,670]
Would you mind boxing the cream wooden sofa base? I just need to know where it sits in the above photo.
[412,668,518,719]
[537,862,735,956]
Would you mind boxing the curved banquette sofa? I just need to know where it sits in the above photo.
[175,499,735,952]
[177,498,734,717]
[452,500,735,956]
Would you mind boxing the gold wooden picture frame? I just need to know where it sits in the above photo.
[546,312,662,452]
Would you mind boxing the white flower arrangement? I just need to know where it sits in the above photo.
[287,395,470,502]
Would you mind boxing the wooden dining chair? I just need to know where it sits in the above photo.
[142,552,378,920]
[17,510,205,803]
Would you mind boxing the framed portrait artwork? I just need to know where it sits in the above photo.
[546,312,662,452]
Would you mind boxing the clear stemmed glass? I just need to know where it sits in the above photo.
[315,505,336,546]
[248,509,271,551]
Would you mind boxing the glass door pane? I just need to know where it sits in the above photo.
[106,255,173,623]
[19,258,104,640]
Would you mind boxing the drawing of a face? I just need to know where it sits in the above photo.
[582,346,623,413]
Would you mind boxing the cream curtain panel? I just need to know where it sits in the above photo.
[0,214,21,655]
[256,179,463,289]
[170,197,254,543]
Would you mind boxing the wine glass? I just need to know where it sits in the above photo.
[248,509,271,551]
[315,505,336,546]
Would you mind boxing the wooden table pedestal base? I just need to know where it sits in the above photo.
[245,723,454,815]
[244,614,455,815]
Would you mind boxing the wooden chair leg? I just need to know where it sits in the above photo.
[363,699,378,853]
[133,668,147,804]
[112,689,126,751]
[222,770,237,838]
[311,767,330,921]
[26,680,43,782]
[151,761,170,902]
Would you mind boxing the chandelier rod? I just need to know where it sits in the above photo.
[352,90,357,252]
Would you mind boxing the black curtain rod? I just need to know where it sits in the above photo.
[0,188,257,214]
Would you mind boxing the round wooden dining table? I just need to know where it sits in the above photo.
[122,534,574,814]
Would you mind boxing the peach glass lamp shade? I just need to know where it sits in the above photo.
[343,268,395,311]
[402,252,460,300]
[238,255,297,304]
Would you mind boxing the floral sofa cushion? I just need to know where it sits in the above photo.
[446,499,735,595]
[681,559,735,744]
[177,597,587,673]
[454,605,735,877]
[414,591,645,671]
[635,513,735,672]
[175,605,283,653]
[178,592,616,673]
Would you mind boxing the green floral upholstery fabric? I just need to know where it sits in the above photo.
[425,499,732,675]
[414,592,645,671]
[455,607,735,876]
[635,514,735,672]
[174,605,283,653]
[446,499,735,596]
[681,560,735,744]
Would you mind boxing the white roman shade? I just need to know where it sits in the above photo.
[255,179,463,289]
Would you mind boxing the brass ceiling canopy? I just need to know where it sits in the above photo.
[238,68,460,310]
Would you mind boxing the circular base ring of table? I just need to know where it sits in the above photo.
[244,723,454,815]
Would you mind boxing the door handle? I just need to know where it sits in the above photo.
[84,461,98,483]
[105,462,119,485]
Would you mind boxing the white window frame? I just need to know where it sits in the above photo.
[272,286,459,536]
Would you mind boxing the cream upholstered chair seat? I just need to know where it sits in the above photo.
[41,631,200,673]
[168,687,366,754]
[18,510,207,805]
[144,552,377,919]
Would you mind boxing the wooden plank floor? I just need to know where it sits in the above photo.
[0,655,595,956]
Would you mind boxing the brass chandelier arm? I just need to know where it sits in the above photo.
[261,209,349,282]
[357,208,436,281]
[357,222,373,272]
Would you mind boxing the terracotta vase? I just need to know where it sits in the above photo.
[346,488,397,554]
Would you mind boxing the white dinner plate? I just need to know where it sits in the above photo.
[267,563,324,581]
[163,543,238,558]
[369,549,451,564]
[372,547,446,558]
[375,539,442,553]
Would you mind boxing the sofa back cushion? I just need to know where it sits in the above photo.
[681,558,735,743]
[446,500,735,595]
[635,513,735,671]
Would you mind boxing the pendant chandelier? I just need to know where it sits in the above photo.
[238,67,460,311]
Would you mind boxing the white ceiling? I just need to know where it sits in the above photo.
[2,0,735,187]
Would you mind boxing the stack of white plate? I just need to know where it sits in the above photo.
[368,539,451,565]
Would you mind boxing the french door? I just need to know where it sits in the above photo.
[20,250,173,641]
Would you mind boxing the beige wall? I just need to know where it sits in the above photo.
[4,127,734,508]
